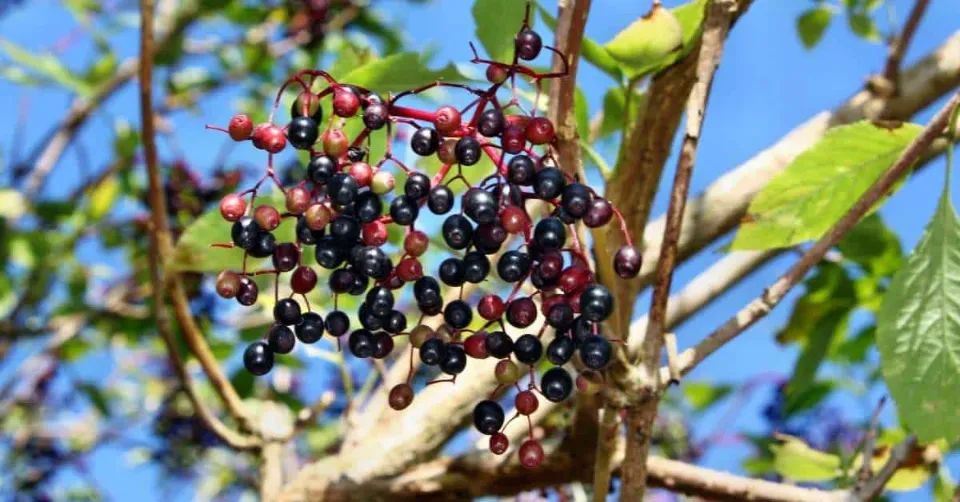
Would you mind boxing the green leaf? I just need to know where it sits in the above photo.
[604,0,706,77]
[877,192,960,443]
[848,12,881,42]
[682,381,733,411]
[599,86,647,140]
[732,121,923,250]
[339,52,467,94]
[786,308,850,402]
[113,118,140,160]
[534,4,622,80]
[770,434,841,482]
[87,177,119,220]
[84,51,118,85]
[785,381,835,416]
[934,467,956,502]
[77,382,111,417]
[0,40,93,96]
[796,6,833,49]
[0,189,28,220]
[169,187,287,273]
[776,262,856,345]
[472,0,528,63]
[574,87,589,140]
[838,213,903,278]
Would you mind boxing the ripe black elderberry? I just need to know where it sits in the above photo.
[439,257,466,287]
[325,311,350,337]
[442,214,474,250]
[348,329,375,358]
[463,188,497,225]
[354,191,383,224]
[579,335,612,370]
[561,183,592,218]
[507,155,536,186]
[405,172,432,200]
[497,251,531,283]
[372,331,394,359]
[546,335,575,365]
[390,195,419,226]
[463,252,490,283]
[533,217,567,251]
[485,331,514,359]
[443,300,473,330]
[327,173,359,206]
[580,284,614,322]
[515,28,543,60]
[440,344,467,375]
[513,334,543,365]
[541,367,573,402]
[411,127,440,156]
[419,337,446,366]
[454,136,482,166]
[296,312,324,343]
[268,325,296,354]
[362,103,388,130]
[243,342,274,376]
[232,217,261,250]
[248,232,277,258]
[274,298,303,325]
[473,400,505,435]
[428,185,455,215]
[478,108,505,137]
[534,167,566,200]
[287,116,319,150]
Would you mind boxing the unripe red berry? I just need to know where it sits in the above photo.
[501,124,526,154]
[515,390,539,415]
[519,440,544,469]
[489,432,509,455]
[228,114,253,141]
[255,124,287,153]
[404,230,429,257]
[285,186,311,214]
[539,293,566,316]
[396,257,423,282]
[371,171,395,195]
[388,383,414,410]
[525,117,555,145]
[322,129,349,157]
[559,265,593,294]
[333,88,360,117]
[499,205,529,234]
[464,332,488,359]
[290,266,318,294]
[253,205,281,231]
[434,105,462,135]
[219,194,247,222]
[478,294,505,320]
[349,162,373,187]
[486,65,508,84]
[362,221,388,247]
[216,270,241,298]
[304,204,331,230]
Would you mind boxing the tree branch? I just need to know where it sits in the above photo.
[546,0,591,177]
[619,1,739,499]
[629,31,960,305]
[881,0,930,87]
[665,91,960,383]
[23,4,199,198]
[847,434,919,502]
[139,0,258,451]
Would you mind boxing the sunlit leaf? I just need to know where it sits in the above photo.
[877,190,960,443]
[732,121,922,250]
[472,0,529,63]
[770,434,841,482]
[0,40,93,96]
[682,381,733,411]
[604,0,706,77]
[796,5,833,49]
[340,52,468,94]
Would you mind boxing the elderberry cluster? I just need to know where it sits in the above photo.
[206,5,641,469]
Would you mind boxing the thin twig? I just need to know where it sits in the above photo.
[664,91,960,384]
[619,1,739,499]
[854,397,887,487]
[847,434,918,501]
[882,0,930,88]
[138,0,258,451]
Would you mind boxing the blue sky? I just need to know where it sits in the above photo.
[1,0,959,500]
